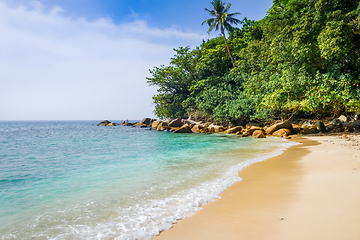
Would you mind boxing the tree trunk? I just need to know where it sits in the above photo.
[221,28,235,68]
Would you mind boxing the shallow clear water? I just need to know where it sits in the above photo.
[0,121,295,239]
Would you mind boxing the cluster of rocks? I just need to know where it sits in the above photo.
[97,115,360,138]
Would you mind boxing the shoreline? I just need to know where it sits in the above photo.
[153,134,360,240]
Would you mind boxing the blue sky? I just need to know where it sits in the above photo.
[0,0,273,120]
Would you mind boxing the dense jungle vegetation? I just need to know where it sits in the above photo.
[147,0,360,125]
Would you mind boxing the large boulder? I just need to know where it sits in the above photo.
[199,127,209,133]
[97,120,111,126]
[140,118,152,126]
[106,122,117,126]
[266,121,292,135]
[253,130,266,138]
[246,126,263,136]
[272,128,291,137]
[338,115,348,122]
[314,121,326,133]
[252,129,265,137]
[169,118,183,127]
[223,126,243,134]
[302,126,319,134]
[156,122,169,131]
[350,120,360,132]
[151,120,162,129]
[208,124,225,133]
[191,124,203,133]
[173,124,193,133]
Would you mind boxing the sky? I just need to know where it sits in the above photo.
[0,0,273,120]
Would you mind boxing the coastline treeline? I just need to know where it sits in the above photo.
[147,0,360,125]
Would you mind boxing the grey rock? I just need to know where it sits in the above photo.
[315,122,326,133]
[338,115,347,122]
[140,118,152,126]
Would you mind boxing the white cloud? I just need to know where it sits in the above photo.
[0,1,206,120]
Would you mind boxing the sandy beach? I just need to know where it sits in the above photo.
[154,134,360,240]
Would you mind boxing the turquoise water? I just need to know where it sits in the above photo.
[0,121,294,239]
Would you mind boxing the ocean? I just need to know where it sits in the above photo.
[0,121,295,240]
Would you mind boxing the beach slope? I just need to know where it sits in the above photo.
[154,135,360,240]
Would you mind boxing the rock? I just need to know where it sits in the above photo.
[97,120,111,126]
[314,122,326,133]
[191,125,203,133]
[246,126,263,136]
[343,122,354,133]
[291,124,302,134]
[254,131,266,138]
[326,124,335,131]
[173,124,193,133]
[208,124,225,133]
[122,122,134,126]
[207,126,216,133]
[223,126,243,134]
[266,121,292,135]
[120,121,126,125]
[156,122,169,131]
[350,120,360,131]
[188,115,195,121]
[252,130,265,137]
[327,123,344,132]
[151,120,162,129]
[355,112,360,121]
[302,126,319,134]
[338,115,347,122]
[331,118,343,125]
[169,118,183,127]
[199,127,209,133]
[272,128,292,137]
[106,122,117,126]
[140,118,152,126]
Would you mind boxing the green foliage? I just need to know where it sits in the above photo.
[147,0,360,123]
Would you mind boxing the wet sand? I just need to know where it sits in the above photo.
[154,135,360,240]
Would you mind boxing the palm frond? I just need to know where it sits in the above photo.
[207,21,217,34]
[204,8,216,16]
[224,3,231,13]
[227,17,241,25]
[202,18,216,26]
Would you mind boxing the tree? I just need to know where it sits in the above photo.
[202,0,241,67]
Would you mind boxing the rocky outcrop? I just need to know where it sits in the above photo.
[151,120,162,129]
[191,125,202,133]
[140,118,152,126]
[272,128,291,137]
[252,130,266,138]
[97,120,111,126]
[350,120,360,132]
[156,122,169,131]
[314,122,326,133]
[173,124,193,133]
[207,124,224,133]
[169,118,183,127]
[106,122,117,126]
[223,126,243,134]
[246,126,263,136]
[266,121,292,135]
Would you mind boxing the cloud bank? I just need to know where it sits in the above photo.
[0,1,206,120]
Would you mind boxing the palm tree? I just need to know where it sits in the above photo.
[202,0,241,67]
